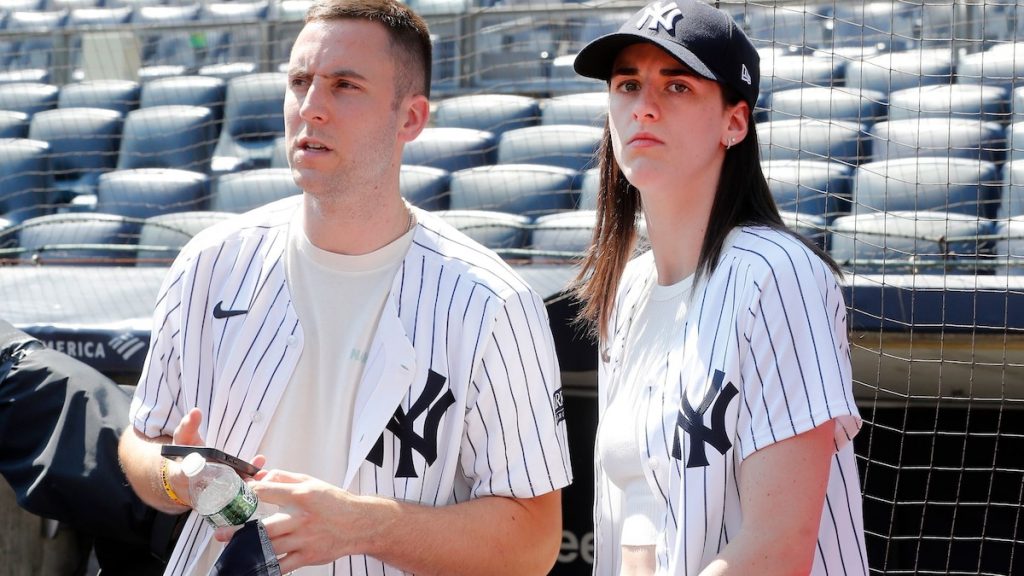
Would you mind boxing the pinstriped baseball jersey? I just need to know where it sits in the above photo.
[593,226,866,576]
[129,196,572,575]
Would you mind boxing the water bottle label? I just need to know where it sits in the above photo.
[203,483,259,528]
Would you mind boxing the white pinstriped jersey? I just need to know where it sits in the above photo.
[593,226,867,576]
[129,196,572,575]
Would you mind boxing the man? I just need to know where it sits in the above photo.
[118,1,572,573]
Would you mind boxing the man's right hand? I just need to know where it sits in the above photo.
[164,407,207,507]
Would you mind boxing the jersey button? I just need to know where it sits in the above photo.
[286,335,297,346]
[647,457,659,470]
[251,411,263,422]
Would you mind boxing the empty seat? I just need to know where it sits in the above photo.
[532,210,595,261]
[993,217,1024,275]
[28,107,123,202]
[1010,122,1024,163]
[1001,160,1024,218]
[542,92,608,128]
[0,111,29,138]
[58,80,140,116]
[118,105,216,173]
[547,54,606,96]
[845,49,954,95]
[0,82,59,117]
[732,3,833,53]
[400,164,449,211]
[0,10,68,83]
[830,211,995,275]
[888,84,1010,124]
[269,135,287,168]
[434,94,540,136]
[0,138,51,223]
[132,4,202,80]
[449,164,577,217]
[578,167,599,210]
[434,210,530,254]
[17,212,140,265]
[96,168,209,219]
[210,168,300,213]
[497,125,602,172]
[767,87,887,125]
[196,1,269,74]
[869,118,1006,164]
[402,127,497,172]
[140,75,227,124]
[957,45,1024,94]
[779,210,827,247]
[853,157,1001,218]
[760,53,842,94]
[758,119,868,165]
[137,210,234,266]
[762,159,853,219]
[829,1,920,52]
[212,73,286,171]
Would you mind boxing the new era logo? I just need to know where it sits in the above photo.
[740,63,752,85]
[636,1,683,33]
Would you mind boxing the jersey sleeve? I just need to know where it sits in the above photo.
[735,249,861,460]
[460,288,573,499]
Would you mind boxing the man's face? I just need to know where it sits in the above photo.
[284,19,407,197]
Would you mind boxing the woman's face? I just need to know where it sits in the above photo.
[607,42,746,197]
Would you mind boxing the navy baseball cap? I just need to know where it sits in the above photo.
[574,0,760,108]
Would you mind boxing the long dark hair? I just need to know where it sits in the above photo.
[573,84,840,343]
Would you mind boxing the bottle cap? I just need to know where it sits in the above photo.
[180,452,207,478]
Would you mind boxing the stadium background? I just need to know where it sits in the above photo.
[0,0,1023,573]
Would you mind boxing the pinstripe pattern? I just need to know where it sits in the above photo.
[129,196,572,575]
[593,226,866,575]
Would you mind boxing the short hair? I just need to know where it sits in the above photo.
[305,0,433,100]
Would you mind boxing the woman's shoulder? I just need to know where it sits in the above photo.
[717,225,839,292]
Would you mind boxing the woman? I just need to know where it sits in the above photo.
[572,1,867,575]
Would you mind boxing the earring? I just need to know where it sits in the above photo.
[726,137,735,150]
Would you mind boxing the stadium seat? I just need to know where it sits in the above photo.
[0,138,50,224]
[400,164,449,212]
[0,10,68,84]
[766,87,887,125]
[117,105,217,174]
[433,94,540,136]
[762,159,853,219]
[211,73,286,171]
[760,53,842,94]
[28,107,123,203]
[779,210,828,247]
[757,118,868,165]
[853,157,1001,218]
[16,212,140,266]
[402,127,497,172]
[196,1,270,76]
[96,168,209,219]
[1000,160,1024,218]
[730,2,833,53]
[845,49,954,95]
[0,111,29,138]
[888,84,1010,124]
[269,135,287,168]
[578,167,599,210]
[449,164,577,217]
[993,216,1024,275]
[1009,122,1024,163]
[58,80,139,116]
[869,118,1006,164]
[136,210,234,266]
[547,54,606,96]
[1014,85,1024,123]
[957,44,1024,94]
[132,4,202,80]
[541,92,608,128]
[0,82,59,117]
[828,1,920,52]
[497,125,602,172]
[434,210,531,255]
[140,75,227,124]
[532,210,596,262]
[210,168,300,213]
[830,210,996,275]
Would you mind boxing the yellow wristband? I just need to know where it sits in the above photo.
[160,458,188,507]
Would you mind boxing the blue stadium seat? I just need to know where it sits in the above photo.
[402,127,497,172]
[957,44,1024,94]
[140,75,227,124]
[400,164,449,212]
[845,49,954,95]
[869,118,1006,164]
[1013,84,1024,124]
[767,87,887,125]
[434,94,540,136]
[730,3,833,52]
[28,107,123,203]
[757,119,868,165]
[137,210,234,266]
[497,125,602,172]
[779,210,827,247]
[830,210,995,275]
[212,73,286,171]
[762,159,852,219]
[1000,160,1024,218]
[196,1,269,77]
[52,0,101,10]
[0,10,67,84]
[210,168,300,213]
[0,138,50,223]
[994,217,1024,275]
[760,53,842,94]
[0,111,29,138]
[16,212,140,266]
[548,54,606,96]
[58,80,139,116]
[434,210,531,255]
[578,167,599,210]
[829,1,920,52]
[117,105,217,173]
[269,135,287,168]
[132,4,202,80]
[96,168,209,219]
[1010,122,1024,163]
[0,82,59,117]
[853,157,1001,218]
[532,210,595,262]
[449,164,577,217]
[888,84,1010,124]
[541,92,608,128]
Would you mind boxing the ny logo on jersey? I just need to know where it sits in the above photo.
[367,369,456,478]
[672,369,739,468]
[635,1,683,33]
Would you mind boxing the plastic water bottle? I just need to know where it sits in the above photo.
[181,451,260,528]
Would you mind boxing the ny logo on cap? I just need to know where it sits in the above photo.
[636,1,683,33]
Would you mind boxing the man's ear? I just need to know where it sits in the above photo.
[398,94,430,144]
[722,100,750,148]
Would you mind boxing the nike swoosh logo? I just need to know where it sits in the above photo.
[213,301,248,319]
